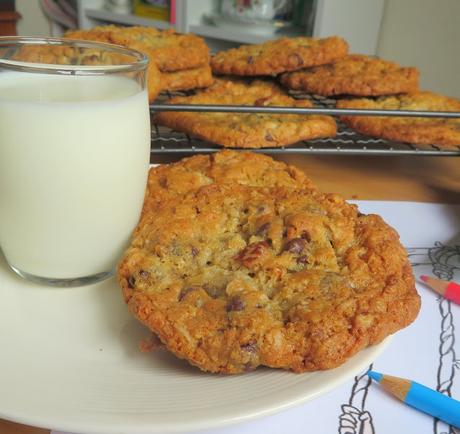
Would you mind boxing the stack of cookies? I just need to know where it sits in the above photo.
[67,25,459,147]
[159,36,459,148]
[65,25,213,101]
[118,150,421,374]
[157,36,350,148]
[278,53,459,147]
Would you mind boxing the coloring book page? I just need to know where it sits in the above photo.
[53,201,460,434]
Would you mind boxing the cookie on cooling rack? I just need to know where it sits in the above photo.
[66,26,210,72]
[211,36,348,76]
[13,41,163,103]
[65,26,114,44]
[118,167,420,374]
[336,92,460,147]
[155,79,336,148]
[140,150,317,217]
[160,64,214,92]
[280,54,419,96]
[65,26,164,102]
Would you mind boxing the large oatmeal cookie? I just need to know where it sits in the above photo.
[280,54,419,96]
[337,92,460,147]
[211,36,348,76]
[118,168,420,374]
[155,79,336,148]
[66,25,210,72]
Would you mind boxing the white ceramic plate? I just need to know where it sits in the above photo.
[0,253,390,434]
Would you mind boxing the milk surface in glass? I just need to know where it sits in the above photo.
[0,72,150,279]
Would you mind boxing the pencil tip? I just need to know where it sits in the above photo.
[368,370,383,382]
[420,275,429,282]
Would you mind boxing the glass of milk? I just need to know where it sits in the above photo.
[0,37,151,287]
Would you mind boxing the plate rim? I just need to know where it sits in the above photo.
[0,335,391,434]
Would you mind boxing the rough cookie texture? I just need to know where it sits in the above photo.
[66,25,210,72]
[141,150,316,216]
[160,65,214,92]
[118,179,420,374]
[337,92,460,147]
[155,79,336,148]
[211,36,348,76]
[280,54,419,96]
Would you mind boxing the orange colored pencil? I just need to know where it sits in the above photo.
[420,275,460,305]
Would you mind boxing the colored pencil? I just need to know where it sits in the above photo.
[420,275,460,305]
[368,371,460,428]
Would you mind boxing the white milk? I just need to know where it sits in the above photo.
[0,72,150,278]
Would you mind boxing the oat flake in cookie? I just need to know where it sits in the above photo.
[118,157,420,374]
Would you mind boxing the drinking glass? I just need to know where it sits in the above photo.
[0,37,151,287]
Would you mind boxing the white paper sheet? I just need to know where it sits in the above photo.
[52,201,460,434]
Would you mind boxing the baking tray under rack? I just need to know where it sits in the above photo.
[149,94,460,156]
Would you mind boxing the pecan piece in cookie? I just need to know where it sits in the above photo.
[236,241,271,268]
[284,238,307,254]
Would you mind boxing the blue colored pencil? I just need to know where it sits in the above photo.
[368,371,460,428]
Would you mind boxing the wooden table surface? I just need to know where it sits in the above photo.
[2,154,459,434]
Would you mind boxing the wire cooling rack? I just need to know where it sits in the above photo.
[149,93,460,156]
